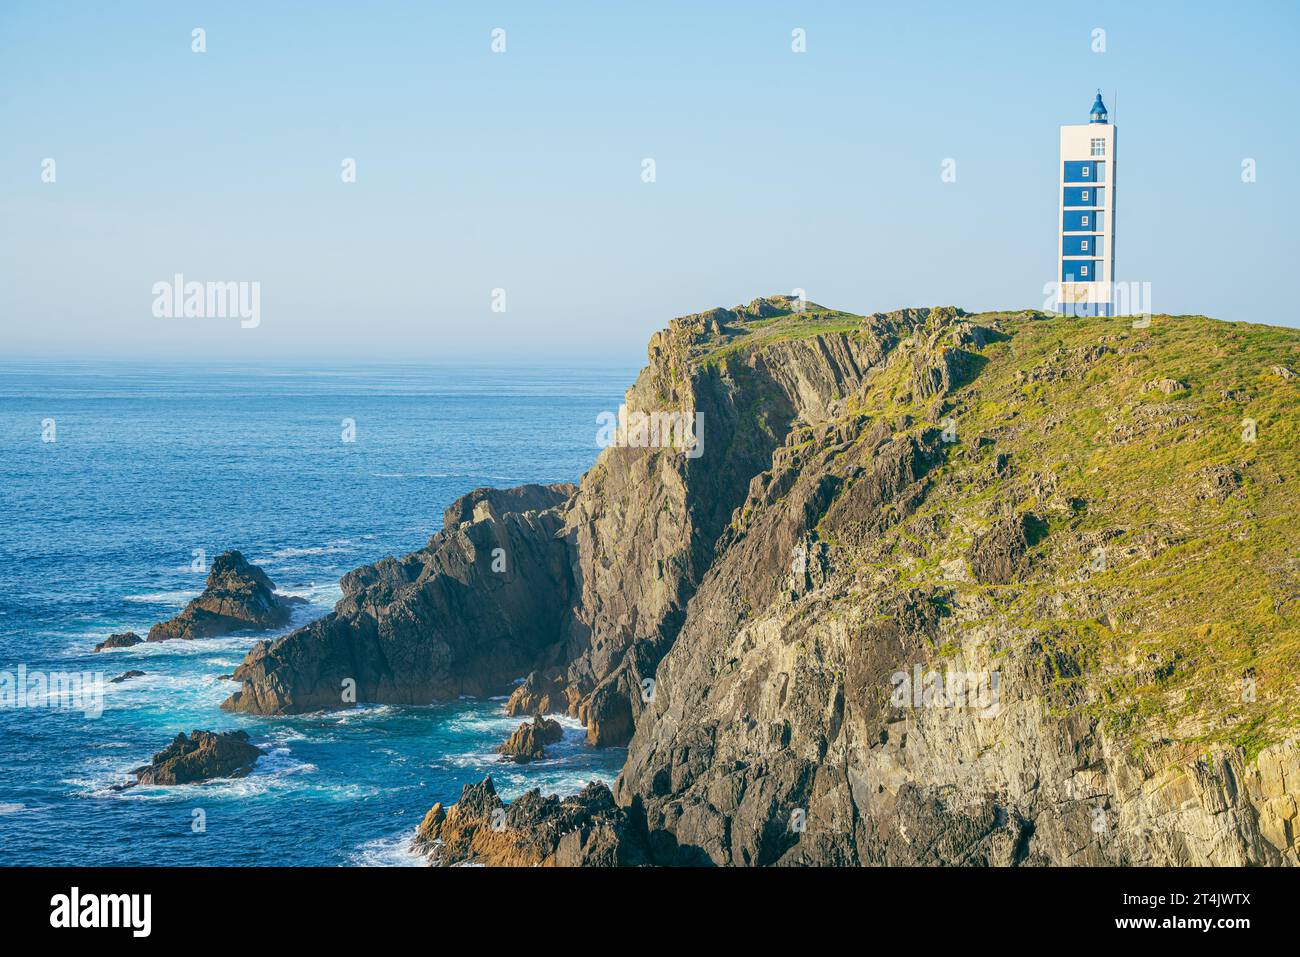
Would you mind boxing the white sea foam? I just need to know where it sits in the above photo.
[258,726,335,747]
[349,832,426,867]
[259,544,351,560]
[0,803,26,815]
[370,472,520,482]
[80,740,326,802]
[123,590,200,605]
[117,634,267,659]
[329,704,397,724]
[369,472,451,479]
[494,770,614,800]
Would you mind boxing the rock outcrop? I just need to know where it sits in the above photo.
[496,716,564,763]
[110,670,145,683]
[505,668,574,717]
[125,730,261,786]
[148,551,303,642]
[222,485,575,714]
[410,776,648,866]
[94,632,142,652]
[226,296,1300,866]
[527,299,916,746]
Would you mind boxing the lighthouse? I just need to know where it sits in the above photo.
[1057,92,1116,316]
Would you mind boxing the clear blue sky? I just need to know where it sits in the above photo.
[2,1,1296,361]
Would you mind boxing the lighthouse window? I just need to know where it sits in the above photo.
[1081,215,1090,227]
[1081,239,1089,251]
[1091,138,1106,156]
[1080,265,1089,276]
[1081,190,1090,202]
[1081,166,1091,177]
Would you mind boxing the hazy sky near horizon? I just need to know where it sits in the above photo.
[2,1,1297,362]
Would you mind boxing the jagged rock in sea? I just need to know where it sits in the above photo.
[125,729,261,786]
[110,670,145,683]
[496,716,564,763]
[147,550,304,642]
[227,295,1300,865]
[505,667,574,717]
[221,484,576,714]
[94,632,143,652]
[410,776,648,866]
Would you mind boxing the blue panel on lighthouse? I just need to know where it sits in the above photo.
[1061,260,1097,281]
[1063,161,1098,182]
[1062,210,1096,231]
[1062,187,1097,207]
[1062,235,1098,256]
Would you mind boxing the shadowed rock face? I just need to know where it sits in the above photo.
[968,512,1032,585]
[147,551,302,642]
[221,484,576,714]
[127,730,262,786]
[517,300,916,746]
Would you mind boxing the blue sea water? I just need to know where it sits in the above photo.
[0,361,634,865]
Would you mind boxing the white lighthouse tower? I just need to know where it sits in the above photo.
[1057,92,1116,316]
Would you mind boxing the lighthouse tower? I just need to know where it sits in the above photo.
[1057,92,1116,316]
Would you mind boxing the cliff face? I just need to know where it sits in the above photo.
[532,299,909,745]
[225,296,1300,866]
[613,303,1300,865]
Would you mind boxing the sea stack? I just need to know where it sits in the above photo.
[148,550,304,642]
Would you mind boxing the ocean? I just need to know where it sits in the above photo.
[0,361,634,865]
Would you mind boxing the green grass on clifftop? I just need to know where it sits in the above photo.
[688,302,1300,763]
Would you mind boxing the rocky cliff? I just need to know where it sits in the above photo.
[226,296,1300,865]
[613,301,1300,865]
[222,484,576,713]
